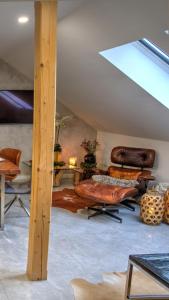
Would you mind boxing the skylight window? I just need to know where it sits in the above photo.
[99,39,169,109]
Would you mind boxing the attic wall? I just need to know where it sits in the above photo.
[58,0,169,142]
[0,59,96,173]
[0,59,33,173]
[57,101,97,164]
[97,130,169,182]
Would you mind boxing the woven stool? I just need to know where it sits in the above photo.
[140,192,165,225]
[164,189,169,224]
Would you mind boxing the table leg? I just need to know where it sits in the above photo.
[125,261,133,299]
[124,261,169,300]
[74,171,81,186]
[0,174,5,230]
[54,170,64,187]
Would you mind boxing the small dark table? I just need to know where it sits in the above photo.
[125,253,169,299]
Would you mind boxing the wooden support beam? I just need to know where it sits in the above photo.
[27,0,57,281]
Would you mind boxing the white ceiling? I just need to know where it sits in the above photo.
[0,0,86,79]
[0,0,169,141]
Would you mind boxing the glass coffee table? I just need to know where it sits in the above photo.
[23,161,83,187]
[53,165,83,187]
[125,253,169,299]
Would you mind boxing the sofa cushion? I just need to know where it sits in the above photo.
[108,166,146,180]
[92,175,138,187]
[111,146,155,168]
[148,182,169,194]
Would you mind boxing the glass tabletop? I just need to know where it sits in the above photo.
[130,253,169,289]
[23,161,82,172]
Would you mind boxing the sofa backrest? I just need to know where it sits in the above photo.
[111,146,155,169]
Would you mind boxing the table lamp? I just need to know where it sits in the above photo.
[69,157,77,168]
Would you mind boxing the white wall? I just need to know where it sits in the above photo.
[57,101,96,165]
[58,0,169,142]
[97,131,169,182]
[0,59,33,173]
[0,59,96,173]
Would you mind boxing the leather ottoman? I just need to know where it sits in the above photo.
[75,180,137,222]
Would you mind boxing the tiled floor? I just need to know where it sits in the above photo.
[0,181,168,299]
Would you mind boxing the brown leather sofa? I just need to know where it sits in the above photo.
[75,146,156,222]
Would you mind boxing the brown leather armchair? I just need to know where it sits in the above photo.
[0,148,21,181]
[108,146,155,180]
[107,146,155,193]
[75,146,156,222]
[0,148,29,216]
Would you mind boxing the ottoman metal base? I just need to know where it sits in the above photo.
[88,204,122,223]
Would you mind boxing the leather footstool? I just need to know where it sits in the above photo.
[75,180,137,222]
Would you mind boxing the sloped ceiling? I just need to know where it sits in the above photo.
[0,0,169,141]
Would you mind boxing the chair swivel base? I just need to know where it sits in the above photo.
[5,195,30,217]
[88,205,122,223]
[121,199,135,211]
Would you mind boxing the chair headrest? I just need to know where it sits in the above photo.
[111,146,155,168]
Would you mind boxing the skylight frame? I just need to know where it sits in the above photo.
[139,38,169,66]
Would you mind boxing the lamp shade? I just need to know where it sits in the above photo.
[69,157,77,167]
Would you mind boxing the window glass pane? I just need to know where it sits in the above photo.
[99,39,169,109]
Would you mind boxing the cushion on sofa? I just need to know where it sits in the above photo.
[147,182,169,194]
[92,175,138,188]
[107,166,143,180]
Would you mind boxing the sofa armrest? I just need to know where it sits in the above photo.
[136,175,155,195]
[138,175,155,181]
[93,168,108,175]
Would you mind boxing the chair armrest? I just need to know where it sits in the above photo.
[93,168,108,175]
[136,175,155,195]
[138,175,155,181]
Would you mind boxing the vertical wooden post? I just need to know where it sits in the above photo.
[27,0,57,281]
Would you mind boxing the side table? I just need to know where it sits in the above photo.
[53,166,83,187]
[125,254,169,299]
[23,161,84,187]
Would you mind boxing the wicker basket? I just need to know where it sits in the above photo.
[164,189,169,224]
[140,192,165,225]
